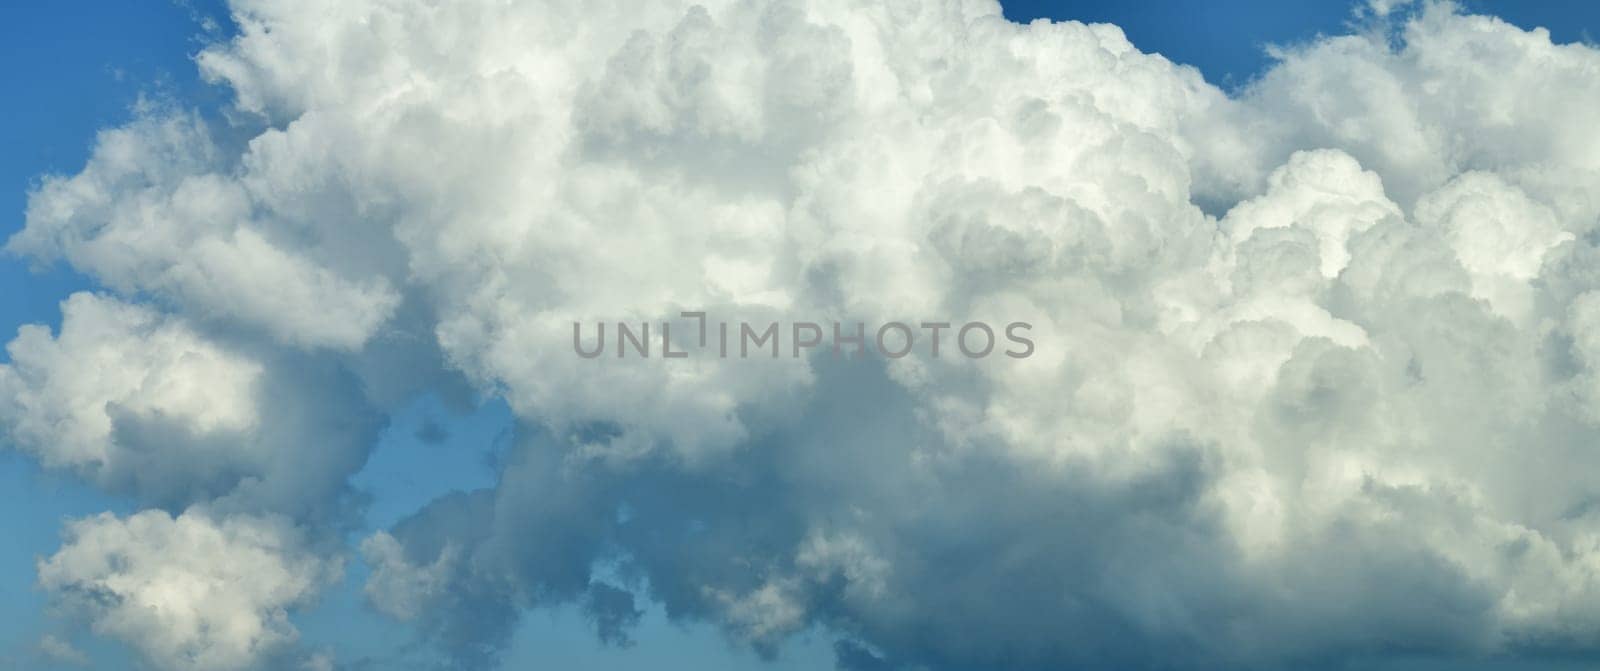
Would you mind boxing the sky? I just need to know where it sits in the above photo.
[5,1,1600,670]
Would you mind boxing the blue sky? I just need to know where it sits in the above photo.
[5,2,1600,670]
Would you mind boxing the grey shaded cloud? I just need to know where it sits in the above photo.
[9,1,1600,670]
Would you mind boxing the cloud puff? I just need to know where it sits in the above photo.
[36,509,339,671]
[0,292,386,516]
[11,0,1600,670]
[0,292,261,472]
[9,112,401,350]
[1233,2,1600,212]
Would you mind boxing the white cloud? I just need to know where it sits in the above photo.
[1414,171,1573,321]
[0,292,385,514]
[11,1,1600,669]
[1234,2,1600,213]
[0,293,260,471]
[10,112,401,350]
[36,509,339,671]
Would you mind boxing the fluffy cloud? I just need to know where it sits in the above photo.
[36,509,339,671]
[0,292,386,515]
[10,0,1600,670]
[10,112,401,350]
[0,292,261,472]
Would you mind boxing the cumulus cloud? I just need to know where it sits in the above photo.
[36,509,339,671]
[10,0,1600,670]
[0,292,261,472]
[9,111,401,351]
[0,292,386,516]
